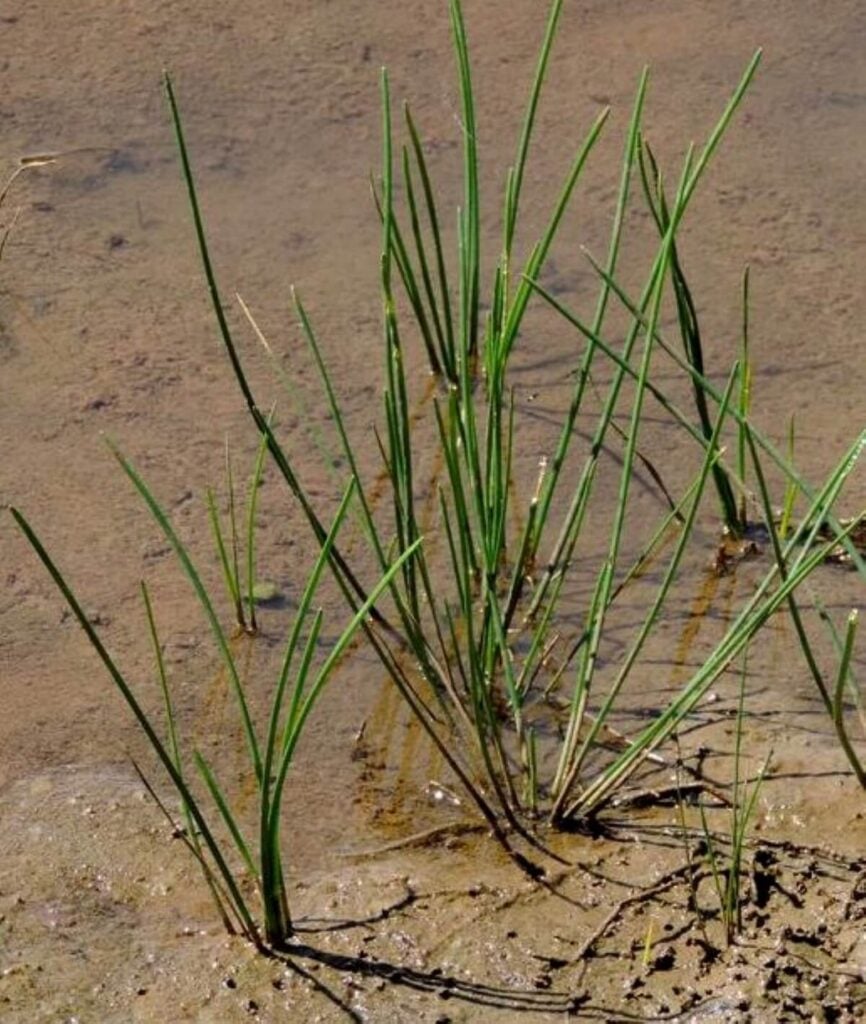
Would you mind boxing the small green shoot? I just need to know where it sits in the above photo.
[245,424,270,633]
[207,439,247,632]
[832,610,865,785]
[641,918,655,968]
[206,425,272,635]
[736,265,752,523]
[700,651,770,946]
[815,595,866,738]
[779,414,798,540]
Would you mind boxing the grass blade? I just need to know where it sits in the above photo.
[10,507,262,947]
[109,441,263,783]
[245,422,270,634]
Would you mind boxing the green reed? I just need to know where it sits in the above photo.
[742,421,866,786]
[207,432,269,635]
[779,414,798,539]
[161,0,863,863]
[637,138,744,537]
[13,450,419,950]
[737,265,752,523]
[699,652,769,946]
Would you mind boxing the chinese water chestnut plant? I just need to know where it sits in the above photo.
[13,0,866,936]
[158,0,864,877]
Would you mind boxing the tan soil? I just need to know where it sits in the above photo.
[2,1,865,1021]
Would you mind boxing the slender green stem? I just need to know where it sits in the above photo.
[110,442,263,782]
[832,611,865,787]
[245,423,270,634]
[11,507,262,948]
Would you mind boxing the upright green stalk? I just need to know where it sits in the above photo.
[832,611,865,786]
[449,0,481,362]
[638,139,743,536]
[702,650,769,946]
[779,414,797,539]
[245,424,270,634]
[736,265,751,521]
[11,508,263,948]
[163,14,856,853]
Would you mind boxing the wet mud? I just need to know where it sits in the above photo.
[2,1,866,1020]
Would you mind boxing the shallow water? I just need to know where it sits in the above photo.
[2,1,865,1019]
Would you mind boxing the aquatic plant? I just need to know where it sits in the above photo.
[12,451,419,950]
[207,430,271,635]
[637,138,745,537]
[161,0,864,871]
[12,6,864,953]
[698,652,770,946]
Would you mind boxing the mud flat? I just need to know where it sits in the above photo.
[2,2,865,1020]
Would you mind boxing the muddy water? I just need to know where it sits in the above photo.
[2,1,866,1020]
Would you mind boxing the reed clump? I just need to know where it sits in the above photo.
[12,0,865,947]
[162,0,864,861]
[13,450,418,950]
